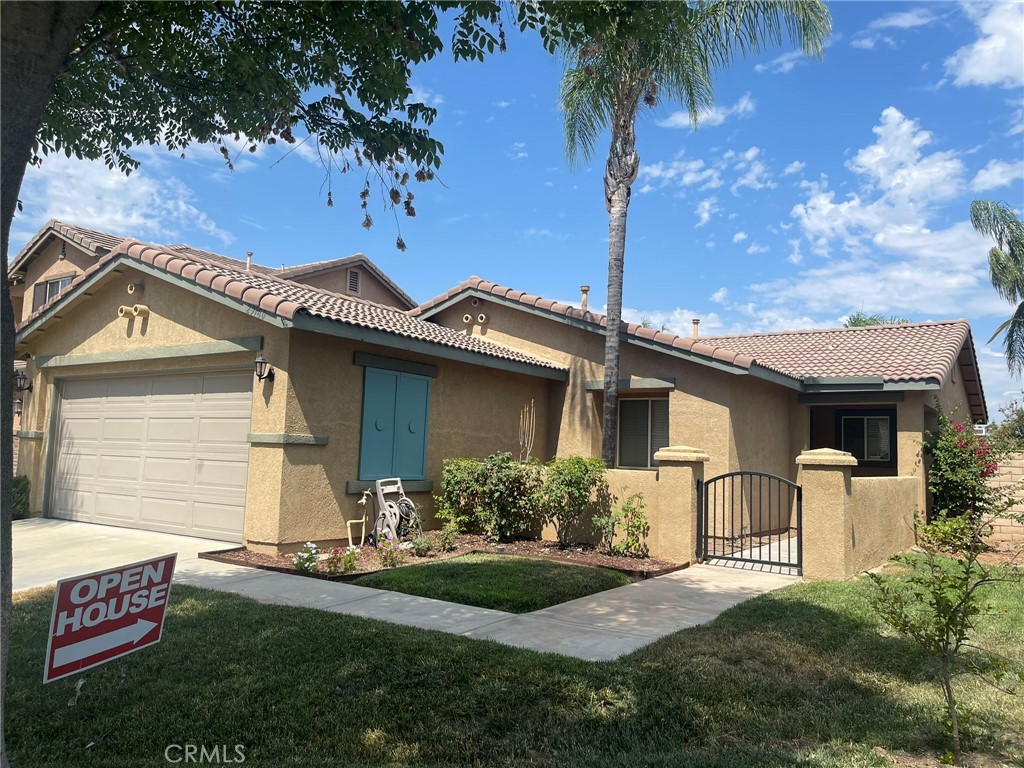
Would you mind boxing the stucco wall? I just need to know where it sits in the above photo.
[20,239,96,323]
[848,476,918,574]
[292,265,407,309]
[266,329,550,551]
[431,299,791,483]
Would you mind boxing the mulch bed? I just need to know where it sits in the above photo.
[200,533,686,581]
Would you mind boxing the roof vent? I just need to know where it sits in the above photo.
[692,319,700,339]
[348,269,360,295]
[580,285,590,312]
[246,251,253,272]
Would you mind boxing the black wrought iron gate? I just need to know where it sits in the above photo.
[697,471,802,574]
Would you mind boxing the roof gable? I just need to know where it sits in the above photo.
[9,220,125,277]
[273,254,416,309]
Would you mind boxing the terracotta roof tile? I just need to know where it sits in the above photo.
[272,253,416,309]
[699,321,971,385]
[17,242,564,376]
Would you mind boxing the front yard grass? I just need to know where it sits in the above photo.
[7,570,1023,768]
[352,553,634,612]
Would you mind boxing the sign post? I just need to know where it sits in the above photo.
[44,554,176,683]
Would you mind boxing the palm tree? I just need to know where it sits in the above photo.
[971,200,1024,374]
[560,2,831,466]
[844,311,911,327]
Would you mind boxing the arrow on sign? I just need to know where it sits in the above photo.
[53,619,157,668]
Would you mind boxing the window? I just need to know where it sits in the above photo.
[838,408,896,465]
[359,367,431,480]
[31,276,74,312]
[617,398,669,469]
[347,269,360,295]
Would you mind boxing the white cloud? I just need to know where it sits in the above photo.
[732,231,748,243]
[13,151,234,250]
[868,8,937,30]
[970,158,1024,191]
[945,2,1024,88]
[851,37,877,50]
[495,100,512,109]
[522,227,571,241]
[746,242,770,255]
[638,156,722,191]
[787,239,803,265]
[657,92,755,130]
[782,161,806,176]
[694,197,720,227]
[710,287,728,304]
[732,160,775,194]
[409,84,444,107]
[754,50,806,75]
[508,141,528,160]
[621,306,724,336]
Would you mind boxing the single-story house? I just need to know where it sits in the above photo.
[13,221,987,573]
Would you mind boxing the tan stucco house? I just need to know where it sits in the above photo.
[12,221,987,576]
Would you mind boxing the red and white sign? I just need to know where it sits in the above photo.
[44,554,176,683]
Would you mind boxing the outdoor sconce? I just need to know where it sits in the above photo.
[13,399,22,418]
[14,369,31,393]
[254,354,275,382]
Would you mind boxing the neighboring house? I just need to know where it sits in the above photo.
[13,224,564,551]
[8,220,415,322]
[12,222,987,575]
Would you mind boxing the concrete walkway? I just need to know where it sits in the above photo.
[15,519,798,661]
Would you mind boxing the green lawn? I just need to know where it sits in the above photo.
[352,554,635,612]
[7,572,1023,768]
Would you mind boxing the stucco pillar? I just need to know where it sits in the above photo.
[652,445,710,563]
[795,448,857,580]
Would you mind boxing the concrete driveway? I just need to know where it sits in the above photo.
[13,518,235,592]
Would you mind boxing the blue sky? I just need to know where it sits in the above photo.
[10,1,1024,414]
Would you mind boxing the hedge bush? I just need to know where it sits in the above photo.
[539,456,609,548]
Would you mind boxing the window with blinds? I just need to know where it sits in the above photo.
[841,415,892,462]
[617,398,669,469]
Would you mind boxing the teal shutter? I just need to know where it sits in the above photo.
[359,368,431,481]
[359,368,399,480]
[394,375,431,479]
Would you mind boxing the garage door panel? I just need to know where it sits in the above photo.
[142,456,192,484]
[98,454,141,482]
[193,502,245,536]
[148,417,197,443]
[198,417,250,445]
[94,492,139,521]
[102,418,145,442]
[139,497,190,528]
[52,371,251,542]
[195,459,248,490]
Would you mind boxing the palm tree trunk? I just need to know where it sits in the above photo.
[600,95,640,467]
[1,5,98,765]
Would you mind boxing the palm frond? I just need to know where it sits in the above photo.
[560,64,612,167]
[1002,301,1024,378]
[989,246,1024,304]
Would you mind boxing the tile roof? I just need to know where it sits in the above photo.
[9,220,125,275]
[413,277,764,373]
[18,241,565,376]
[274,254,417,309]
[414,279,986,418]
[164,244,276,275]
[697,321,973,384]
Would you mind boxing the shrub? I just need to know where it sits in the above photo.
[292,542,319,574]
[325,546,360,575]
[324,547,345,575]
[12,475,29,521]
[411,534,435,558]
[593,491,649,557]
[436,522,459,553]
[925,409,1011,524]
[541,456,608,548]
[435,453,543,543]
[341,546,360,573]
[377,531,405,569]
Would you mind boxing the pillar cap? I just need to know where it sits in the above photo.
[654,445,710,463]
[795,448,858,466]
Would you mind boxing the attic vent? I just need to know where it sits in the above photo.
[347,269,360,295]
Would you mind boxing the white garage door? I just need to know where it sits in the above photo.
[51,371,252,541]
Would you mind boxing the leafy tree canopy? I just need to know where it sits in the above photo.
[844,311,912,327]
[35,0,642,247]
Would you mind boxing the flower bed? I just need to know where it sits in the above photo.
[199,533,685,581]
